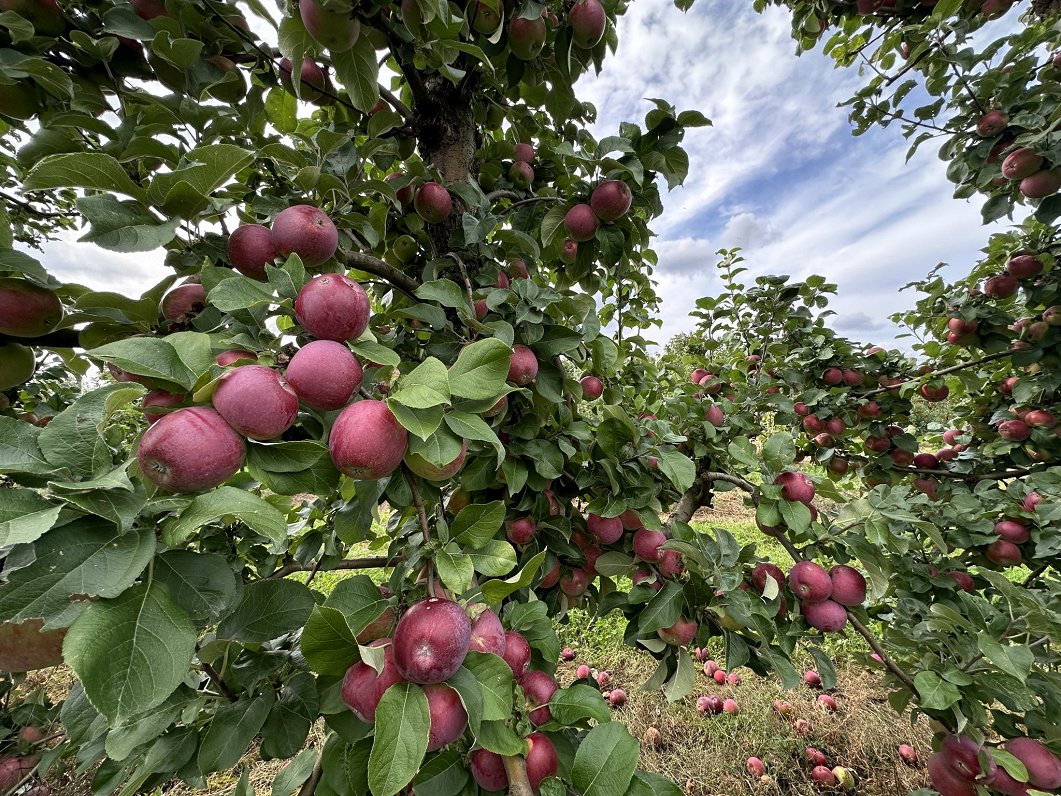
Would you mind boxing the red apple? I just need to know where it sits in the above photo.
[506,517,536,545]
[216,349,257,367]
[657,616,697,646]
[580,375,604,399]
[285,340,363,411]
[425,683,468,751]
[975,110,1008,137]
[829,565,866,606]
[502,631,531,676]
[470,749,508,791]
[212,365,298,440]
[519,670,558,725]
[589,179,632,222]
[228,224,278,279]
[414,182,453,223]
[789,561,831,603]
[1005,737,1061,790]
[508,344,538,385]
[467,606,506,657]
[775,471,815,503]
[142,389,183,425]
[525,732,558,792]
[0,278,64,338]
[802,599,848,632]
[392,598,471,684]
[329,399,408,479]
[137,406,245,492]
[986,539,1022,566]
[632,528,666,562]
[568,0,606,48]
[341,639,405,721]
[161,282,206,325]
[587,513,623,544]
[294,274,370,342]
[271,206,338,267]
[563,203,598,242]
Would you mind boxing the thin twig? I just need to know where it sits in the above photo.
[857,349,1015,398]
[447,252,475,310]
[269,555,400,580]
[404,469,435,594]
[344,250,421,295]
[0,190,73,219]
[297,752,325,796]
[202,661,238,702]
[847,614,919,692]
[379,85,414,120]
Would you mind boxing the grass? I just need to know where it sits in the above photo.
[25,495,934,796]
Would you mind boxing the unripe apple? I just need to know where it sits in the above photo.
[341,639,405,721]
[746,757,766,777]
[802,599,847,632]
[468,0,502,34]
[509,160,534,189]
[520,670,558,725]
[832,766,855,791]
[142,389,183,425]
[508,15,546,59]
[271,205,338,267]
[657,616,697,646]
[137,407,245,492]
[300,0,361,52]
[569,0,606,48]
[0,343,35,390]
[216,349,257,367]
[508,343,539,385]
[564,203,598,242]
[581,374,604,399]
[590,179,632,222]
[525,731,558,792]
[560,567,590,595]
[329,399,408,479]
[506,516,536,545]
[392,598,471,684]
[501,630,530,676]
[975,110,1008,137]
[560,238,578,264]
[212,365,298,440]
[0,278,64,338]
[470,748,508,791]
[414,181,453,223]
[774,470,815,503]
[406,438,467,481]
[286,340,363,411]
[1020,169,1061,199]
[227,224,277,280]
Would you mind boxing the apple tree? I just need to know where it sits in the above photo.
[0,0,1057,795]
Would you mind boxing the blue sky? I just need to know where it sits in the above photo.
[32,0,999,350]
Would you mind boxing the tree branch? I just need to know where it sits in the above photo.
[344,250,421,295]
[379,85,413,120]
[268,555,400,580]
[502,754,535,796]
[297,752,325,796]
[0,190,74,219]
[201,661,238,702]
[857,349,1015,398]
[847,613,919,692]
[404,470,435,594]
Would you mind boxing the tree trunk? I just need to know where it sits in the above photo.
[502,754,535,796]
[670,473,712,525]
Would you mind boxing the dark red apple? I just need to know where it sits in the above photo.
[997,419,1030,441]
[1006,253,1043,279]
[568,0,606,48]
[470,749,508,791]
[285,340,363,411]
[589,179,632,222]
[161,282,205,325]
[525,731,558,792]
[994,519,1029,543]
[228,224,277,279]
[294,274,370,342]
[142,389,183,424]
[580,375,604,399]
[1020,169,1061,199]
[986,539,1022,566]
[392,598,471,684]
[341,639,405,721]
[1005,737,1061,790]
[425,683,468,751]
[587,513,623,544]
[508,344,538,385]
[212,365,298,440]
[563,203,598,242]
[632,528,666,562]
[802,599,847,632]
[560,567,590,595]
[329,399,408,479]
[658,549,684,579]
[829,565,866,606]
[560,239,578,264]
[520,670,558,725]
[506,517,537,545]
[502,631,531,676]
[789,561,832,603]
[984,274,1019,299]
[0,278,64,337]
[271,206,338,267]
[822,367,843,386]
[775,471,815,503]
[137,406,245,492]
[415,182,453,223]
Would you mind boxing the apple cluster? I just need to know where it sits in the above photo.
[929,734,1061,796]
[0,277,64,394]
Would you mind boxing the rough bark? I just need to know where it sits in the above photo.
[501,754,535,796]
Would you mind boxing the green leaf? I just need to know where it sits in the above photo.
[778,499,811,534]
[656,450,695,492]
[217,580,315,644]
[207,274,276,312]
[626,771,683,796]
[76,195,180,252]
[976,634,1034,683]
[89,338,197,390]
[762,433,795,470]
[351,339,401,368]
[475,720,525,756]
[387,401,444,441]
[0,520,155,628]
[368,684,430,796]
[271,748,318,796]
[436,543,474,593]
[468,540,518,577]
[0,416,50,474]
[331,35,380,113]
[550,684,612,725]
[664,647,695,702]
[197,696,273,774]
[461,652,513,721]
[105,687,192,762]
[147,144,255,217]
[64,581,196,723]
[162,487,288,550]
[24,152,146,200]
[301,606,361,677]
[390,357,451,409]
[451,501,505,549]
[0,489,61,547]
[262,672,320,759]
[39,384,145,478]
[913,671,961,711]
[481,550,546,604]
[638,581,683,634]
[448,338,512,400]
[415,279,470,309]
[153,551,241,624]
[247,440,327,473]
[445,411,504,466]
[572,722,640,796]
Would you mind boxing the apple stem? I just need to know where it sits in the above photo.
[501,754,535,796]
